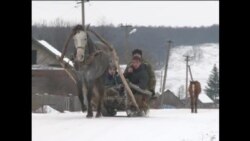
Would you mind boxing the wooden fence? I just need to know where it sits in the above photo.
[32,93,82,113]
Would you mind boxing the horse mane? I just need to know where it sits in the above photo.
[85,33,96,54]
[86,32,111,54]
[72,25,84,34]
[80,32,113,81]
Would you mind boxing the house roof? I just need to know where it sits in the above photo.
[198,94,214,103]
[161,89,181,100]
[32,37,73,67]
[182,94,213,104]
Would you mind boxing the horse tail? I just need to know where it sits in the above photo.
[86,33,97,54]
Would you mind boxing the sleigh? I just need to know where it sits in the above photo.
[101,82,154,117]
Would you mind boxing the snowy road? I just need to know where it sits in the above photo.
[32,109,219,141]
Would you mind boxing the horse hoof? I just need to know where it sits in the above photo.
[95,113,102,118]
[81,107,87,113]
[86,113,93,118]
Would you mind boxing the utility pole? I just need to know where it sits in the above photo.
[188,65,194,81]
[184,55,191,98]
[159,70,163,92]
[81,0,85,30]
[161,40,172,94]
[78,0,89,30]
[121,24,132,62]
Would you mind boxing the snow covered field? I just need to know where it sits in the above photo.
[32,109,219,141]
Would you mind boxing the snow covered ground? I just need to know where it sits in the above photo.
[32,109,219,141]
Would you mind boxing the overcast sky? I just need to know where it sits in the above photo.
[32,1,219,27]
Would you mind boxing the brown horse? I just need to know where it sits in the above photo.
[188,81,201,113]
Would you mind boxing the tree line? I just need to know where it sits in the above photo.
[32,22,218,69]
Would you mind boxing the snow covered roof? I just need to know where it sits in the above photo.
[32,64,64,70]
[32,37,73,67]
[199,94,214,103]
[38,40,73,67]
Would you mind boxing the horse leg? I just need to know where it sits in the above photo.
[94,82,104,118]
[77,80,87,112]
[94,75,106,117]
[86,82,94,118]
[190,94,194,113]
[195,95,198,113]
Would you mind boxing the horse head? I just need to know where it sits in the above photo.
[72,25,88,62]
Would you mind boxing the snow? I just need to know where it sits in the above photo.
[38,40,74,67]
[155,43,218,102]
[129,28,137,35]
[32,109,219,141]
[119,64,127,72]
[34,105,60,114]
[32,64,64,70]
